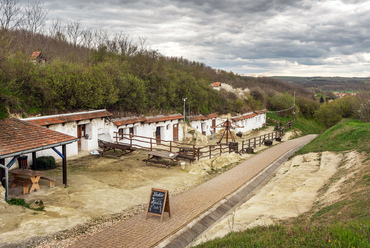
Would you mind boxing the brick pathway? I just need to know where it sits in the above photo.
[70,135,316,248]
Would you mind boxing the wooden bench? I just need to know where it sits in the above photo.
[11,177,32,195]
[98,140,136,158]
[40,175,56,188]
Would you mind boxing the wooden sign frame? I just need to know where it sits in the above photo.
[145,188,171,222]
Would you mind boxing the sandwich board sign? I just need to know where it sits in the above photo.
[145,188,171,222]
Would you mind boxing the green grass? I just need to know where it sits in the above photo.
[297,119,370,154]
[293,116,326,135]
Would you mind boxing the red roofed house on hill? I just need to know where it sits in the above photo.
[212,82,222,91]
[28,51,46,65]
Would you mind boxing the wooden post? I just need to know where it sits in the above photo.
[197,148,200,160]
[170,141,172,152]
[220,143,222,155]
[192,145,195,160]
[242,140,244,151]
[150,138,153,151]
[62,144,67,186]
[130,134,132,147]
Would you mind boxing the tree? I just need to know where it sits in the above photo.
[22,0,48,34]
[319,96,324,103]
[0,0,23,30]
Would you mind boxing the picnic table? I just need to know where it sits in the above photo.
[143,151,179,169]
[98,140,136,158]
[10,169,44,194]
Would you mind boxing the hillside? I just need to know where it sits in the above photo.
[0,29,312,119]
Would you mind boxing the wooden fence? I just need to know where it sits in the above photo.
[113,120,294,161]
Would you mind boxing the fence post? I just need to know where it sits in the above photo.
[170,141,172,152]
[198,148,200,160]
[242,140,244,151]
[209,145,212,159]
[254,137,256,148]
[220,143,222,155]
[150,138,153,151]
[193,145,195,160]
[130,134,132,147]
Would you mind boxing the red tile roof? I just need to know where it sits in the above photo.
[232,113,257,122]
[112,117,147,126]
[25,110,112,126]
[0,118,78,158]
[213,82,221,87]
[29,51,42,60]
[145,114,184,123]
[204,113,218,119]
[189,115,206,122]
[113,114,184,126]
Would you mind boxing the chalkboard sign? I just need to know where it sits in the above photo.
[145,188,171,222]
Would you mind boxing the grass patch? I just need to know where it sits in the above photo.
[297,119,370,154]
[7,198,45,211]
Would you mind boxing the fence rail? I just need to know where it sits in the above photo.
[113,120,294,161]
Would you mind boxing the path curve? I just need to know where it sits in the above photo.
[70,135,317,248]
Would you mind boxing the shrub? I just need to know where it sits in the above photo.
[32,156,56,170]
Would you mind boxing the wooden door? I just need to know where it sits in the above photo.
[77,124,85,151]
[156,127,161,145]
[212,119,216,133]
[173,124,178,141]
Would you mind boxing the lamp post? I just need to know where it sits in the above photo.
[182,98,187,140]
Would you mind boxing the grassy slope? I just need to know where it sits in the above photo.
[194,119,370,248]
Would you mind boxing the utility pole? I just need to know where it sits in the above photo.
[182,98,187,140]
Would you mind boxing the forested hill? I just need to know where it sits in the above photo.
[0,29,310,118]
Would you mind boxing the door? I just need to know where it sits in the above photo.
[77,124,85,151]
[156,126,161,145]
[212,119,216,133]
[173,124,178,141]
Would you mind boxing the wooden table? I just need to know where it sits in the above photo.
[143,151,179,169]
[10,169,44,194]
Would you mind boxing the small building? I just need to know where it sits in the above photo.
[28,51,46,65]
[232,110,267,133]
[112,114,184,148]
[212,82,222,91]
[189,113,219,136]
[0,118,78,192]
[23,109,112,158]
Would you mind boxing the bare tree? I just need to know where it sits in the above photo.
[22,0,48,34]
[138,35,150,53]
[81,27,94,48]
[115,32,137,56]
[0,0,23,30]
[66,20,82,46]
[93,28,109,49]
[49,17,64,38]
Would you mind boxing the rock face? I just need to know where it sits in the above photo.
[184,124,208,145]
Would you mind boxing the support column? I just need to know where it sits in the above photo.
[62,144,67,186]
[0,158,5,188]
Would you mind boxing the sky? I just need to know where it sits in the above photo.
[18,0,370,77]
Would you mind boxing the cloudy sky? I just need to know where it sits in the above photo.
[20,0,370,77]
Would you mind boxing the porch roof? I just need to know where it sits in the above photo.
[0,118,78,159]
[24,109,112,126]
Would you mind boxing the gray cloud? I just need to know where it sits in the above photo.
[17,0,370,76]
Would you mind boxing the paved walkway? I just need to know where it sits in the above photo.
[70,135,316,248]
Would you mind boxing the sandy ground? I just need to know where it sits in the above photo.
[0,126,296,246]
[191,150,361,246]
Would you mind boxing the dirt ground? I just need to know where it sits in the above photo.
[0,126,296,246]
[192,150,363,246]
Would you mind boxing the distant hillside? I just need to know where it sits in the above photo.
[273,76,370,92]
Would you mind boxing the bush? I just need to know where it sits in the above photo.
[32,156,56,170]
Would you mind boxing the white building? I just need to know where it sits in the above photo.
[112,114,184,148]
[23,109,112,159]
[189,113,220,136]
[232,110,267,133]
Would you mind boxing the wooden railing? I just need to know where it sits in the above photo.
[113,120,294,161]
